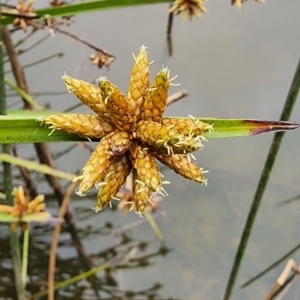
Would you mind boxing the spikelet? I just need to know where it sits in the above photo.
[95,155,131,212]
[12,186,27,207]
[136,120,202,154]
[42,114,115,139]
[162,117,212,137]
[155,152,207,184]
[98,77,137,131]
[127,45,150,118]
[27,195,45,213]
[0,205,13,214]
[74,131,115,195]
[141,67,170,122]
[132,170,152,214]
[62,75,110,119]
[109,130,131,155]
[129,143,161,193]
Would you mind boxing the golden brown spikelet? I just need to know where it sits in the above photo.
[74,132,115,196]
[98,77,137,131]
[109,131,131,155]
[141,67,170,122]
[136,120,202,154]
[129,144,161,192]
[42,114,115,139]
[127,45,150,118]
[12,186,27,207]
[162,117,212,137]
[132,170,152,214]
[62,75,110,119]
[0,205,13,214]
[27,195,45,213]
[155,152,207,184]
[95,155,131,212]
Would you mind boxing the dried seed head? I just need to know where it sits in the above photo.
[169,0,207,21]
[129,144,162,193]
[42,114,115,139]
[95,155,131,211]
[98,77,137,131]
[127,45,150,118]
[74,132,115,195]
[62,75,110,119]
[155,152,207,184]
[141,67,170,122]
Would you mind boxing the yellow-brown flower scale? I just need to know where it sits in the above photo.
[42,45,212,214]
[129,144,161,193]
[96,155,131,211]
[141,68,169,122]
[43,114,115,139]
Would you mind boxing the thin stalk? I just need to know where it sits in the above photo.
[242,242,300,288]
[223,58,300,300]
[0,22,26,299]
[21,227,29,289]
[144,210,164,242]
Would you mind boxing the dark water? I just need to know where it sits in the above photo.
[2,0,300,299]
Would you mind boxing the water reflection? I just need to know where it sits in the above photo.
[0,215,174,300]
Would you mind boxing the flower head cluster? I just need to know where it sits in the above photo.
[169,0,207,20]
[42,46,212,215]
[0,187,50,230]
[12,0,35,32]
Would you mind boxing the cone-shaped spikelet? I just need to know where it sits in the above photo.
[132,170,152,215]
[62,75,109,119]
[155,152,207,184]
[98,77,137,131]
[74,132,115,196]
[127,45,150,118]
[141,67,170,122]
[27,195,45,214]
[162,117,212,137]
[109,131,131,155]
[95,155,131,212]
[42,114,115,139]
[136,120,202,154]
[129,143,162,193]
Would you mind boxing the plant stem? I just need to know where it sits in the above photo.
[0,22,26,299]
[22,228,29,289]
[223,57,300,300]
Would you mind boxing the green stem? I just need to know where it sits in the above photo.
[22,228,29,288]
[223,58,300,300]
[0,22,26,299]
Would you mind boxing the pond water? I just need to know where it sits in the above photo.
[2,0,300,299]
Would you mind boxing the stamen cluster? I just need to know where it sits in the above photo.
[42,46,212,215]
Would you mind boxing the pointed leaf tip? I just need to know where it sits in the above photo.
[246,120,299,135]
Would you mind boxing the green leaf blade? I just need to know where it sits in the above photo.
[0,112,298,144]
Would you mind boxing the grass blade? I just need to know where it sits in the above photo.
[222,57,300,300]
[0,112,298,144]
